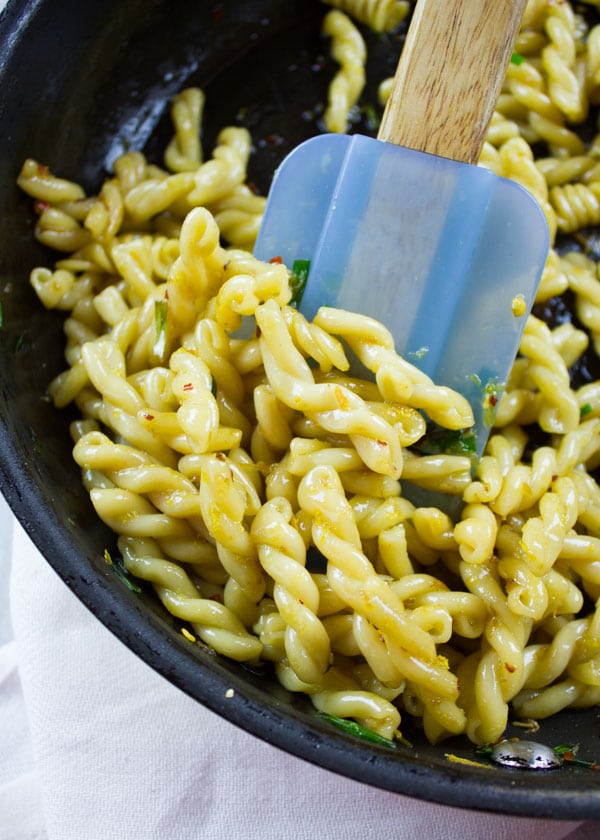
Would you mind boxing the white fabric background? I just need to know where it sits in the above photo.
[1,518,599,840]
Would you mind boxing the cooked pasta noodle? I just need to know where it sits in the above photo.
[17,0,600,749]
[321,0,409,33]
[322,10,366,133]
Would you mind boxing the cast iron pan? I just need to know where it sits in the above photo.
[1,0,600,818]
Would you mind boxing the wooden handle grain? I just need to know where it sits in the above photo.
[378,0,527,164]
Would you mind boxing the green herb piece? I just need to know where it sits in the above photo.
[414,425,477,458]
[511,51,525,65]
[12,334,24,353]
[319,712,397,748]
[154,299,169,361]
[580,402,593,418]
[104,548,142,593]
[289,259,311,307]
[470,373,504,428]
[552,743,600,768]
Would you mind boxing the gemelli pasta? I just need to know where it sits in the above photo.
[17,0,600,748]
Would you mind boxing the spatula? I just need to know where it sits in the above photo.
[254,0,549,455]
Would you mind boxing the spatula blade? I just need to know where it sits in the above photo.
[254,134,549,451]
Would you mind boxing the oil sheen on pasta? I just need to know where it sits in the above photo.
[17,0,600,747]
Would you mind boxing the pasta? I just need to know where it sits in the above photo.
[16,0,600,749]
[322,10,367,133]
[321,0,410,33]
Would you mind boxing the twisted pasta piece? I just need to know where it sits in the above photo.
[298,465,466,737]
[453,503,498,565]
[313,307,474,430]
[184,127,252,208]
[277,661,402,739]
[282,306,349,373]
[321,0,409,33]
[165,206,227,340]
[549,180,600,233]
[212,259,290,333]
[16,158,85,203]
[209,184,266,250]
[83,179,124,244]
[517,315,580,433]
[517,477,579,578]
[459,560,532,744]
[257,300,403,478]
[251,497,331,683]
[188,318,252,444]
[198,452,265,608]
[110,237,157,306]
[164,87,205,173]
[322,10,366,133]
[119,536,262,661]
[542,1,587,122]
[124,171,196,223]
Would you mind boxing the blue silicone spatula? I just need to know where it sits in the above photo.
[254,0,549,454]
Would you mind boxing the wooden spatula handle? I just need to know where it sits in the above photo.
[378,0,527,164]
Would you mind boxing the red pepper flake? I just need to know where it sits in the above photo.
[247,181,260,195]
[210,592,223,603]
[182,382,193,392]
[33,200,51,214]
[36,163,49,176]
[489,395,498,407]
[376,440,389,448]
[269,255,283,264]
[505,662,516,673]
[143,413,155,421]
[164,289,169,299]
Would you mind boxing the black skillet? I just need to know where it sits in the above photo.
[1,0,599,818]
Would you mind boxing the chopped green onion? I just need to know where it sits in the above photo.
[153,299,169,361]
[289,259,310,308]
[580,402,593,418]
[511,51,525,65]
[319,713,397,748]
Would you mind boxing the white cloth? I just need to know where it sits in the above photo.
[0,521,594,840]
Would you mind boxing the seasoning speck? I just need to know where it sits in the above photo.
[225,688,235,699]
[511,294,526,317]
[181,627,196,643]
